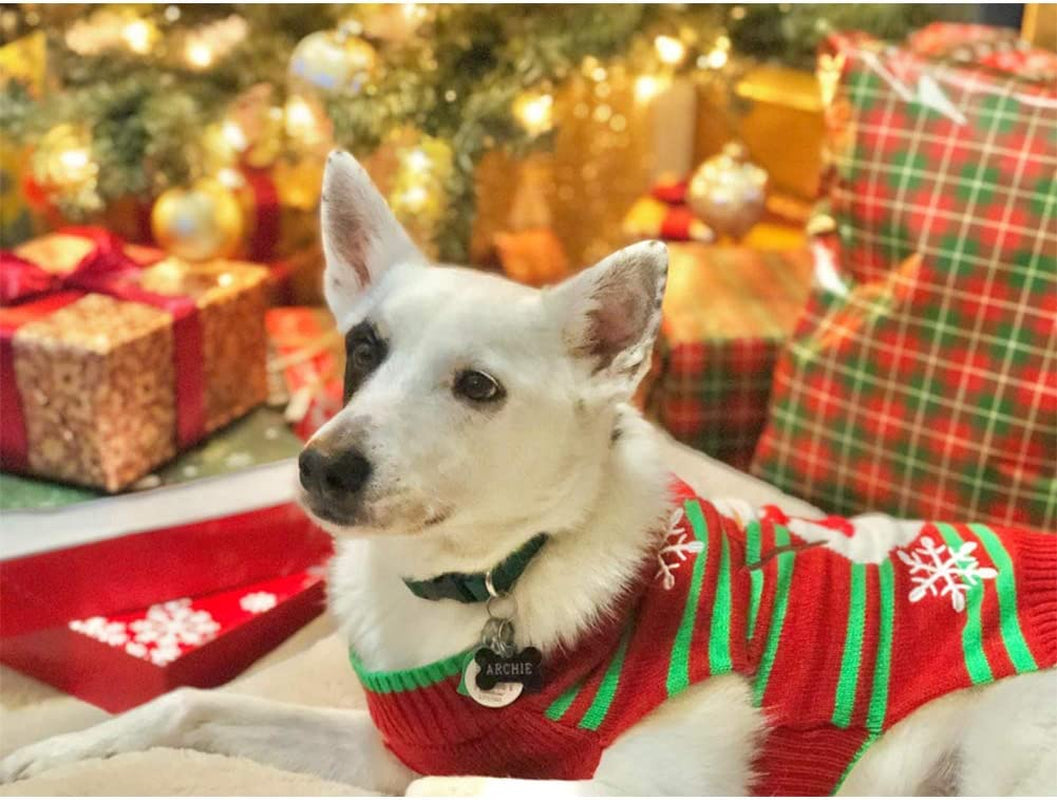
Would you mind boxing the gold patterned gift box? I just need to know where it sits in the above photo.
[0,229,270,492]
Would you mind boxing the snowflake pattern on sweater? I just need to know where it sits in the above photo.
[352,479,1057,795]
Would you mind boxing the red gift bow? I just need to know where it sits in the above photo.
[0,227,207,472]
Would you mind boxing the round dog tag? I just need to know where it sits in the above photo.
[463,656,523,708]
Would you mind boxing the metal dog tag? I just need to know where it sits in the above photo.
[462,652,523,708]
[473,646,543,694]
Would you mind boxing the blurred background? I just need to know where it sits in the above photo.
[0,3,1023,276]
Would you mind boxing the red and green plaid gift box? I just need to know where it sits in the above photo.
[752,31,1056,528]
[641,244,812,470]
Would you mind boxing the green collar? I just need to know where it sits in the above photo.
[402,533,548,603]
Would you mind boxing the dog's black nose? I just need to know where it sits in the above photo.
[299,446,372,498]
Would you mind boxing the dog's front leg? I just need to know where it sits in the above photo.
[407,776,616,796]
[1,687,415,793]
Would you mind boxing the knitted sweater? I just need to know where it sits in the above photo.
[351,479,1056,795]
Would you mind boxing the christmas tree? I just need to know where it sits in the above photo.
[1,3,972,261]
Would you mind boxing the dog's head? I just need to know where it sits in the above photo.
[299,151,667,553]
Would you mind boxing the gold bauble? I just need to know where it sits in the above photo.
[687,142,768,240]
[151,178,244,262]
[288,28,376,94]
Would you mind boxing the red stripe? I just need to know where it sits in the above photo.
[762,535,851,724]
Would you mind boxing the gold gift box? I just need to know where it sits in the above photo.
[8,237,270,491]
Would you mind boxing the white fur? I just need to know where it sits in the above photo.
[3,153,1053,796]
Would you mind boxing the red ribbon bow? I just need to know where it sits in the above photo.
[0,227,207,478]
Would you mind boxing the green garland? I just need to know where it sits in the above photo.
[1,3,972,261]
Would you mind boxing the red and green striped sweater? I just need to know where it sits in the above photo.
[351,479,1056,795]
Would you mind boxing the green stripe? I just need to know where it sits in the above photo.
[708,532,733,674]
[969,523,1037,673]
[746,522,764,641]
[545,677,584,721]
[752,525,793,706]
[866,560,895,732]
[666,499,709,696]
[831,732,879,795]
[936,523,993,684]
[832,564,868,728]
[578,625,633,731]
[349,648,468,694]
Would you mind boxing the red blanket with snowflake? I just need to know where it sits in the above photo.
[352,479,1056,794]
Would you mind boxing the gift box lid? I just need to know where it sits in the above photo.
[1,568,327,713]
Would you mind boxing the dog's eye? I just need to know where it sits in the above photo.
[350,338,380,371]
[344,322,387,402]
[454,370,503,403]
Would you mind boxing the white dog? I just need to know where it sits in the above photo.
[3,152,1054,796]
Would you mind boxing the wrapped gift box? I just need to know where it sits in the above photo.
[639,244,813,470]
[1,569,326,712]
[753,30,1056,528]
[266,307,345,441]
[1,227,271,491]
[1,408,332,636]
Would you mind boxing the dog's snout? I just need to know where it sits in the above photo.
[299,445,372,498]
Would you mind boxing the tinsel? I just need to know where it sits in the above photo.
[0,3,972,261]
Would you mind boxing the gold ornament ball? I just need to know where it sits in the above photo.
[687,142,768,240]
[151,178,244,262]
[288,29,376,94]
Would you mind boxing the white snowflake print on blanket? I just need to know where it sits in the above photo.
[129,599,221,649]
[656,507,704,590]
[897,536,997,613]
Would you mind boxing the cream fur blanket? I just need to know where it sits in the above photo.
[0,438,819,795]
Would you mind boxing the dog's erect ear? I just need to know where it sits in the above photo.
[546,240,668,396]
[321,150,424,321]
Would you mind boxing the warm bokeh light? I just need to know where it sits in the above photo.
[121,19,153,54]
[186,40,214,69]
[654,35,687,66]
[515,92,554,136]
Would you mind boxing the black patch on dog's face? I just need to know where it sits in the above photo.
[344,320,387,402]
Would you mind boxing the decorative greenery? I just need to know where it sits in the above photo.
[1,3,974,260]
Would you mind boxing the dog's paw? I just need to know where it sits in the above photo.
[1,738,82,784]
[406,775,492,796]
[0,725,125,785]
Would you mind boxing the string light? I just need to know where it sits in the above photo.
[634,74,667,103]
[401,3,426,24]
[59,148,91,174]
[221,120,248,152]
[707,48,728,69]
[284,95,324,145]
[121,19,154,54]
[216,167,245,189]
[186,40,214,69]
[654,35,686,66]
[405,148,432,173]
[401,185,429,212]
[515,92,554,136]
